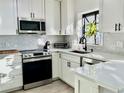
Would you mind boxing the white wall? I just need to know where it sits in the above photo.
[75,0,99,13]
[65,0,99,48]
[75,0,99,37]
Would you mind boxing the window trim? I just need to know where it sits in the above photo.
[82,10,100,45]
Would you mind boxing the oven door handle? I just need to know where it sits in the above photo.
[23,57,52,63]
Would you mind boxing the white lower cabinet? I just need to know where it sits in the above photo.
[52,53,62,79]
[0,54,23,92]
[0,75,23,92]
[61,59,80,87]
[52,52,81,87]
[52,53,60,78]
[75,75,98,93]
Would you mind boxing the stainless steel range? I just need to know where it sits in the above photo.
[21,49,52,90]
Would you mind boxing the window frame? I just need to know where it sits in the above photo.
[82,10,100,45]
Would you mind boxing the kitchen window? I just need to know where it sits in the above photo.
[82,10,103,45]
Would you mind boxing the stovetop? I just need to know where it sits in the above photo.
[20,49,51,59]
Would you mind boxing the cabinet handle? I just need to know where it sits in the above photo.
[115,24,117,31]
[67,62,71,67]
[59,30,61,35]
[33,13,35,18]
[78,80,80,93]
[30,13,32,18]
[118,23,121,31]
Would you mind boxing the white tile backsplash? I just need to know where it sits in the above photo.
[0,35,65,50]
[103,33,124,54]
[65,33,124,54]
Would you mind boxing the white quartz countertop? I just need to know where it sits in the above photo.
[50,48,124,61]
[75,60,124,92]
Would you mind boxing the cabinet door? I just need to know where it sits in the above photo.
[52,53,62,79]
[61,59,69,84]
[52,53,60,78]
[31,0,45,19]
[68,62,80,87]
[75,75,98,93]
[17,0,31,18]
[62,59,80,87]
[61,0,74,35]
[0,75,23,92]
[58,54,62,78]
[46,0,60,35]
[101,0,123,32]
[0,0,17,35]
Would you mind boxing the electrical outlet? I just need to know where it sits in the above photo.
[116,41,123,48]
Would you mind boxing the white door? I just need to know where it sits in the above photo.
[75,75,98,93]
[101,0,123,32]
[61,0,68,35]
[68,62,80,87]
[52,53,59,78]
[61,0,74,35]
[31,0,45,19]
[61,59,69,83]
[46,0,60,35]
[0,75,23,92]
[17,0,31,18]
[0,0,17,35]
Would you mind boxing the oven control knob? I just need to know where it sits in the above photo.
[24,55,27,58]
[29,55,32,57]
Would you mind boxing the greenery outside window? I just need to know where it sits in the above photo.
[82,10,103,45]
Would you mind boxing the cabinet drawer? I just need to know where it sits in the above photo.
[61,53,80,64]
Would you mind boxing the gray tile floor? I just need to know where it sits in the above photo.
[11,80,74,93]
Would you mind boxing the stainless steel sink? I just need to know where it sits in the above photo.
[70,50,90,54]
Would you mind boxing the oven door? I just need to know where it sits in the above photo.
[23,56,52,86]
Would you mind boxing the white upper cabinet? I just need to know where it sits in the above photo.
[46,0,74,35]
[100,0,124,32]
[31,0,45,19]
[17,0,45,19]
[0,0,17,35]
[17,0,31,18]
[46,0,60,35]
[61,0,74,35]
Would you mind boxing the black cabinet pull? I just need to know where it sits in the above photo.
[33,13,35,18]
[30,13,32,18]
[67,62,71,67]
[118,23,121,31]
[115,24,117,31]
